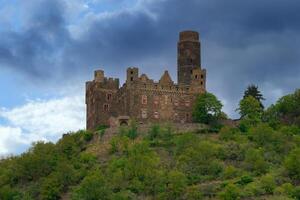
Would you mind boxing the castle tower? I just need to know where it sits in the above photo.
[177,31,201,85]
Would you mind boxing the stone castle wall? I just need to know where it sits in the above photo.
[86,31,207,130]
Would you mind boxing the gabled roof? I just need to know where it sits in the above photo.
[159,70,173,85]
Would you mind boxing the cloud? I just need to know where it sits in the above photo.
[0,95,85,155]
[1,0,300,116]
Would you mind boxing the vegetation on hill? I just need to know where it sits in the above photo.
[0,88,300,200]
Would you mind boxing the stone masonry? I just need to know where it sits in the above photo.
[86,31,206,130]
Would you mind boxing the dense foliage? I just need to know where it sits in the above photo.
[0,89,299,200]
[192,92,223,124]
[243,84,265,109]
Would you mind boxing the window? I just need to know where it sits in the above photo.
[142,95,147,105]
[103,104,109,111]
[106,93,112,101]
[130,77,133,81]
[201,74,204,79]
[141,109,147,119]
[195,75,198,79]
[154,111,159,119]
[201,81,203,85]
[131,71,133,74]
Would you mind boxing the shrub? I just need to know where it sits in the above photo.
[222,165,239,179]
[96,125,108,131]
[184,185,204,200]
[244,148,268,175]
[40,175,62,200]
[83,131,93,142]
[284,148,300,181]
[163,170,187,200]
[71,170,111,200]
[149,124,160,140]
[0,185,21,200]
[235,175,253,186]
[219,126,240,141]
[218,183,240,200]
[260,174,276,194]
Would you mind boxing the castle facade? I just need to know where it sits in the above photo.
[86,31,206,129]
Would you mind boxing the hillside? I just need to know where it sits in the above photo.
[0,89,300,200]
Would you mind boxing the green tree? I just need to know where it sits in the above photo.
[284,148,300,181]
[238,96,263,121]
[192,92,223,124]
[163,170,187,200]
[71,170,111,200]
[40,175,62,200]
[243,84,265,108]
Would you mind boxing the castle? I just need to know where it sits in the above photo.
[86,31,206,130]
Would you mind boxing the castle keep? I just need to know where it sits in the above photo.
[86,31,206,129]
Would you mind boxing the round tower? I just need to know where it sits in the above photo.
[177,30,201,85]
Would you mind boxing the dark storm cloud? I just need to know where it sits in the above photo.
[1,0,300,115]
[0,0,69,78]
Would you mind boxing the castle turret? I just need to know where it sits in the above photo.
[177,31,201,85]
[126,67,139,85]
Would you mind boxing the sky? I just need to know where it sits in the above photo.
[0,0,300,156]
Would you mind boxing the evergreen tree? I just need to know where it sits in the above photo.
[243,84,265,109]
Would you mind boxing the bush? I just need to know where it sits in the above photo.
[0,185,21,200]
[284,148,300,181]
[40,176,62,200]
[260,174,276,194]
[222,166,239,179]
[218,183,240,200]
[71,170,111,200]
[235,175,253,186]
[244,148,268,175]
[219,126,240,141]
[163,170,187,200]
[83,131,93,142]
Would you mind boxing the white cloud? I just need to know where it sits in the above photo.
[0,126,44,156]
[0,95,85,156]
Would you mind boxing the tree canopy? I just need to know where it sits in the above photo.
[243,84,265,109]
[192,92,223,124]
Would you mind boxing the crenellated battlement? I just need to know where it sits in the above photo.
[86,31,207,130]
